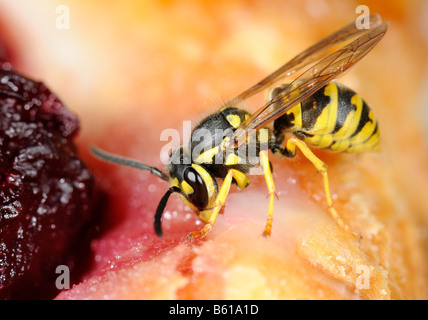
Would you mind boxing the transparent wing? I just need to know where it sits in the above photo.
[226,14,382,104]
[225,16,388,148]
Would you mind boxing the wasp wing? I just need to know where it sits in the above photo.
[224,14,383,106]
[228,18,388,148]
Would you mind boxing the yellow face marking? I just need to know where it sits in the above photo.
[170,177,179,188]
[311,83,338,134]
[193,146,219,164]
[226,114,241,129]
[179,164,219,222]
[191,163,216,206]
[181,180,194,194]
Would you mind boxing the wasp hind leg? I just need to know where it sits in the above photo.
[274,137,357,237]
[189,169,249,238]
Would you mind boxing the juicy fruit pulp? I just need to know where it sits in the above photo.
[0,62,95,299]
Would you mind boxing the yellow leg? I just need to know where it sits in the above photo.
[259,150,278,236]
[189,169,248,238]
[286,138,355,236]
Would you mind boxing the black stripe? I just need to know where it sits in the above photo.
[301,85,331,131]
[348,120,378,150]
[350,100,371,138]
[332,85,357,134]
[365,122,379,143]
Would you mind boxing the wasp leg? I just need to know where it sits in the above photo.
[282,138,356,236]
[189,169,249,239]
[259,150,278,236]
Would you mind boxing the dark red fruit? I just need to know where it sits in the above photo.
[0,63,95,299]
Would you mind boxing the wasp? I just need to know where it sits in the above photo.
[91,14,388,238]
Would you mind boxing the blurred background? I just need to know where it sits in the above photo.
[0,0,426,146]
[420,2,428,147]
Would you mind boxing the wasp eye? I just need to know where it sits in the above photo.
[183,167,208,210]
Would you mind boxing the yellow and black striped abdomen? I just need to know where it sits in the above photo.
[272,82,380,153]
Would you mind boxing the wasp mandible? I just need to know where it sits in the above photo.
[92,14,388,238]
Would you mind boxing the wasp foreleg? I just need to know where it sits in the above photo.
[189,169,249,238]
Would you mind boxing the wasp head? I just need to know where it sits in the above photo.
[154,147,218,236]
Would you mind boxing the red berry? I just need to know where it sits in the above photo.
[0,65,95,299]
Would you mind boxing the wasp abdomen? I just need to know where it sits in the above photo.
[272,82,380,154]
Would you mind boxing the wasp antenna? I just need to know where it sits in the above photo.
[90,145,168,181]
[154,187,181,236]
